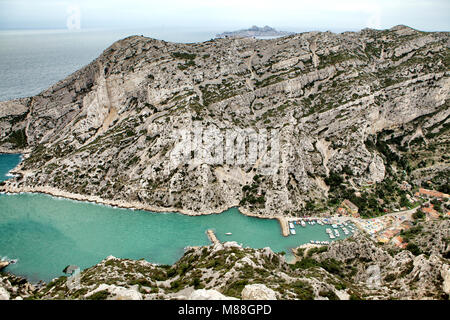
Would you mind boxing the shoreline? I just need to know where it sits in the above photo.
[0,184,291,236]
[0,183,368,238]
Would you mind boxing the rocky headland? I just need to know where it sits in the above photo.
[0,25,448,219]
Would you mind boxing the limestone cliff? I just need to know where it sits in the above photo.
[0,25,448,217]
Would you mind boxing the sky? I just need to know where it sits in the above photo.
[0,0,449,32]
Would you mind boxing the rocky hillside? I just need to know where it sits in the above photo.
[1,229,448,300]
[0,25,448,216]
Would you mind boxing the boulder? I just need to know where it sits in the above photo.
[188,289,238,300]
[0,261,9,270]
[85,284,142,300]
[0,287,10,300]
[241,284,277,300]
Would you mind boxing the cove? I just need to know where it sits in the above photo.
[0,153,22,182]
[0,154,351,283]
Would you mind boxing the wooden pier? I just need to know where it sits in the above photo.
[207,229,220,245]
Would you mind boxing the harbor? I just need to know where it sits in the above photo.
[285,217,358,244]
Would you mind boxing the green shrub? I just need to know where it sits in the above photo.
[319,290,339,300]
[406,243,421,256]
[88,290,109,300]
[291,280,314,300]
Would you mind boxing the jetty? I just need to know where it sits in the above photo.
[206,229,220,245]
[277,217,290,237]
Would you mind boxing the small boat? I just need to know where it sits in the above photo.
[289,222,294,229]
[332,224,338,229]
[225,232,232,235]
[301,221,306,227]
[290,229,296,235]
[310,240,314,244]
[329,234,335,239]
[326,228,332,234]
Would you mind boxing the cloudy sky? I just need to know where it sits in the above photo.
[0,0,449,32]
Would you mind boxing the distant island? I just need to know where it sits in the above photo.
[216,25,295,38]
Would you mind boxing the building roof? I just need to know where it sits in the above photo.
[392,235,403,244]
[421,206,440,219]
[342,199,358,211]
[418,188,449,198]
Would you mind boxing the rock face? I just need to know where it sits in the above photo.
[442,266,450,295]
[0,25,448,217]
[241,284,277,300]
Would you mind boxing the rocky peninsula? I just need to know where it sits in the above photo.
[216,25,294,38]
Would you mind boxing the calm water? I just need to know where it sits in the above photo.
[0,153,22,181]
[0,154,351,283]
[0,28,218,102]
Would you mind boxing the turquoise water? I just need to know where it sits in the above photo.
[0,154,21,181]
[0,154,351,282]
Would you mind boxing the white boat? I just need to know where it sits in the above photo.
[225,232,232,235]
[332,224,338,229]
[289,222,294,229]
[301,221,306,227]
[326,228,332,233]
[329,234,335,239]
[334,230,340,237]
[310,240,314,244]
[290,229,296,235]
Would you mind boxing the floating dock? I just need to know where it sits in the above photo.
[206,229,220,245]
